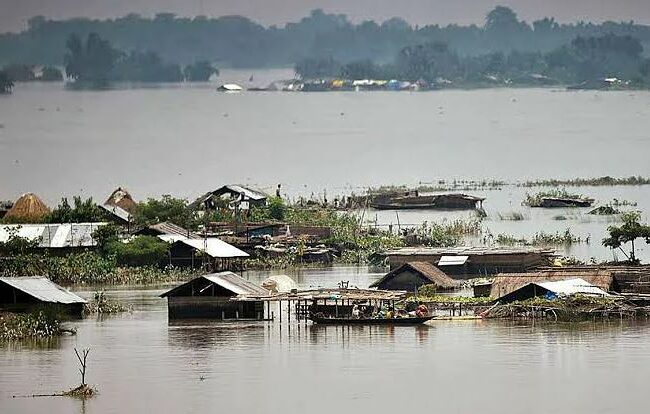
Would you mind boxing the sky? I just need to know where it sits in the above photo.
[0,0,649,33]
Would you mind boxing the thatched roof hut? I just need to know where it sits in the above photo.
[490,269,617,299]
[4,193,50,221]
[370,261,458,291]
[104,187,137,213]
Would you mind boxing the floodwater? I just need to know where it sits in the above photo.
[2,266,650,414]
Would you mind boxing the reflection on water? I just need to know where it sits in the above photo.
[3,268,650,413]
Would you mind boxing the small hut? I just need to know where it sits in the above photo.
[495,278,609,304]
[160,272,268,319]
[4,193,50,222]
[0,276,86,317]
[370,261,457,291]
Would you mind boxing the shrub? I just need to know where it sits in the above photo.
[105,236,169,267]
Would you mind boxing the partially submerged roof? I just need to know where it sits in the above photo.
[370,261,457,289]
[382,246,555,257]
[490,269,616,298]
[172,237,249,258]
[0,277,86,304]
[160,272,267,297]
[5,193,50,220]
[496,278,609,303]
[0,223,107,248]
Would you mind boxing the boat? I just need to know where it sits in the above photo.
[309,315,435,325]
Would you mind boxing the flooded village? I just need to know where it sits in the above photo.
[3,3,650,413]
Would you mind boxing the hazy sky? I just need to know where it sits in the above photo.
[1,0,649,33]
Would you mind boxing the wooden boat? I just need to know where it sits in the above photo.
[310,315,435,325]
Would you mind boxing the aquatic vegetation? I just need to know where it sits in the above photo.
[0,311,63,340]
[588,206,620,215]
[403,219,483,247]
[496,211,525,221]
[523,189,592,207]
[83,291,129,314]
[494,229,583,246]
[520,176,650,187]
[609,198,637,207]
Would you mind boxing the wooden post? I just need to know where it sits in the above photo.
[279,300,282,323]
[221,310,225,320]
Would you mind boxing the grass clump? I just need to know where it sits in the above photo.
[523,189,591,207]
[83,291,129,314]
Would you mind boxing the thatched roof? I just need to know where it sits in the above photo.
[371,261,458,289]
[104,187,137,214]
[490,269,616,298]
[5,193,50,221]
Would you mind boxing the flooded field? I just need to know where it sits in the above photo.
[2,266,650,414]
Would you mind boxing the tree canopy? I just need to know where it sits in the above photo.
[602,212,650,262]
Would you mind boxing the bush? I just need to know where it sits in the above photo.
[105,236,169,267]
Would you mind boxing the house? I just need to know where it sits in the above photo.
[135,221,199,239]
[370,261,458,291]
[217,83,243,92]
[489,269,617,299]
[100,187,137,224]
[371,193,485,210]
[0,223,107,251]
[160,272,268,319]
[377,246,555,277]
[0,276,86,316]
[0,200,12,219]
[4,193,50,222]
[191,185,268,211]
[164,237,249,271]
[495,278,609,304]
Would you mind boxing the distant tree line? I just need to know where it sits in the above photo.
[64,33,218,84]
[295,33,650,86]
[1,6,650,70]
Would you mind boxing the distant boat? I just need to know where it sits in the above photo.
[217,83,243,92]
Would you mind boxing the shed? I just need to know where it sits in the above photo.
[160,272,267,319]
[490,269,617,299]
[4,193,50,221]
[0,276,86,316]
[370,261,458,291]
[164,236,249,271]
[496,278,609,303]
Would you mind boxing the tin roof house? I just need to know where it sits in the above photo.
[0,276,86,316]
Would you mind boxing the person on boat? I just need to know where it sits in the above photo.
[415,304,429,318]
[351,304,360,319]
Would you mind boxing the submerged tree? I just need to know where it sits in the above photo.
[602,212,650,262]
[183,60,219,81]
[64,33,120,83]
[0,70,14,93]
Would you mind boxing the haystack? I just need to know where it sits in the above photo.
[104,187,137,214]
[4,193,50,221]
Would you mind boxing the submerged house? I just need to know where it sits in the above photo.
[160,272,268,319]
[378,247,555,277]
[495,278,609,304]
[0,276,86,316]
[4,193,50,222]
[489,269,617,299]
[370,261,458,291]
[371,193,485,210]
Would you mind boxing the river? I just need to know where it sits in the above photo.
[2,266,650,414]
[1,78,649,261]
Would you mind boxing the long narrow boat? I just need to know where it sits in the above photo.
[310,315,435,325]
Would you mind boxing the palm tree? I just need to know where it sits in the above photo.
[0,70,13,94]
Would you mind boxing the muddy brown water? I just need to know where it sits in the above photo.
[2,266,650,414]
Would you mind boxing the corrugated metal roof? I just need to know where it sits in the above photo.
[219,185,268,201]
[100,204,132,222]
[0,223,107,248]
[160,272,267,297]
[438,255,469,266]
[0,277,86,304]
[178,238,249,258]
[147,222,200,238]
[383,246,554,256]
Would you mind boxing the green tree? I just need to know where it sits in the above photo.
[267,197,286,221]
[48,196,106,223]
[0,227,40,255]
[0,71,13,93]
[105,235,169,267]
[111,50,183,82]
[184,61,218,81]
[64,33,120,82]
[602,212,650,262]
[2,64,36,81]
[135,195,197,229]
